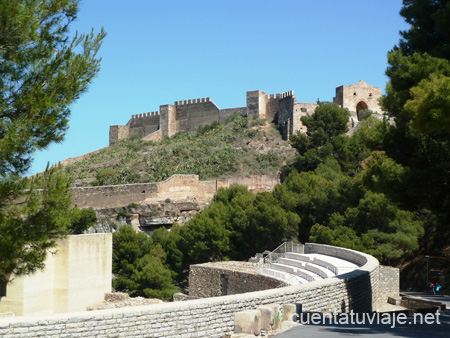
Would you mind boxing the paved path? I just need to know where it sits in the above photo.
[274,292,450,338]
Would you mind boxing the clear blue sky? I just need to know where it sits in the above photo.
[30,0,409,175]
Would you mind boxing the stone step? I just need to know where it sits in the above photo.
[278,257,335,279]
[270,263,322,282]
[259,268,306,285]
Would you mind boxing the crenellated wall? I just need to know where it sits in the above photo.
[127,111,160,139]
[108,81,384,145]
[173,98,220,133]
[277,91,297,139]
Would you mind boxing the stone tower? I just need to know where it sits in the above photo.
[333,80,383,121]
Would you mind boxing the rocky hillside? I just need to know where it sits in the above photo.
[64,114,296,187]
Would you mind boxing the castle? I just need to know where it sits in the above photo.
[109,80,384,145]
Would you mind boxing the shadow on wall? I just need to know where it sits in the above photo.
[338,270,374,313]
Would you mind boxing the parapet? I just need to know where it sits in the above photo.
[276,90,294,99]
[174,97,211,105]
[131,111,160,119]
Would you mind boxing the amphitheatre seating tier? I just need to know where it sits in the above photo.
[265,251,359,285]
[258,267,306,285]
[278,257,335,279]
[270,262,321,282]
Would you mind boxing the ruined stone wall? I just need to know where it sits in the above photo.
[71,175,199,209]
[246,90,267,118]
[109,125,129,146]
[265,95,280,122]
[219,107,247,123]
[333,80,383,120]
[189,262,282,299]
[173,98,220,132]
[142,128,163,142]
[71,174,281,210]
[292,102,318,134]
[378,265,400,302]
[109,81,384,146]
[127,112,160,138]
[0,244,380,337]
[216,174,280,193]
[159,104,177,137]
[276,92,296,139]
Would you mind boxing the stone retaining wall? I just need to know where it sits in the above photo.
[0,244,380,338]
[400,295,445,310]
[189,262,283,299]
[71,174,280,209]
[378,265,400,302]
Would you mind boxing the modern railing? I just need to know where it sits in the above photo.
[263,241,304,264]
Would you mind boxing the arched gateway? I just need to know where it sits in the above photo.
[356,101,369,120]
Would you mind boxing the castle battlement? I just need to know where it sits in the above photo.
[109,82,384,146]
[276,90,294,99]
[175,97,211,105]
[131,111,160,119]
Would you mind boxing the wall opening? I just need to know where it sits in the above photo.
[220,275,228,296]
[356,101,368,121]
[0,282,6,297]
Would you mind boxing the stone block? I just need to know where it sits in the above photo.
[282,303,297,322]
[266,303,281,328]
[234,310,261,336]
[256,306,274,331]
[387,296,401,305]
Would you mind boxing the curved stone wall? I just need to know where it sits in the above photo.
[0,244,380,337]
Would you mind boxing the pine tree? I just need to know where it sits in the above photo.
[0,0,105,282]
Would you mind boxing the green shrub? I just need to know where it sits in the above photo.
[112,226,178,300]
[117,208,127,218]
[225,111,243,124]
[68,207,97,234]
[92,168,119,186]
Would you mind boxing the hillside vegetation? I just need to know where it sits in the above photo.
[65,114,296,186]
[114,98,449,299]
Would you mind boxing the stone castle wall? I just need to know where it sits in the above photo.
[0,244,382,338]
[109,81,384,145]
[127,112,160,139]
[333,80,383,120]
[71,174,281,209]
[108,125,129,146]
[277,92,297,139]
[218,106,247,124]
[173,99,220,133]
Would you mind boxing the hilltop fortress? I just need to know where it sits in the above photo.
[109,80,384,145]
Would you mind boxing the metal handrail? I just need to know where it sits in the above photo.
[263,241,304,265]
[258,267,300,285]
